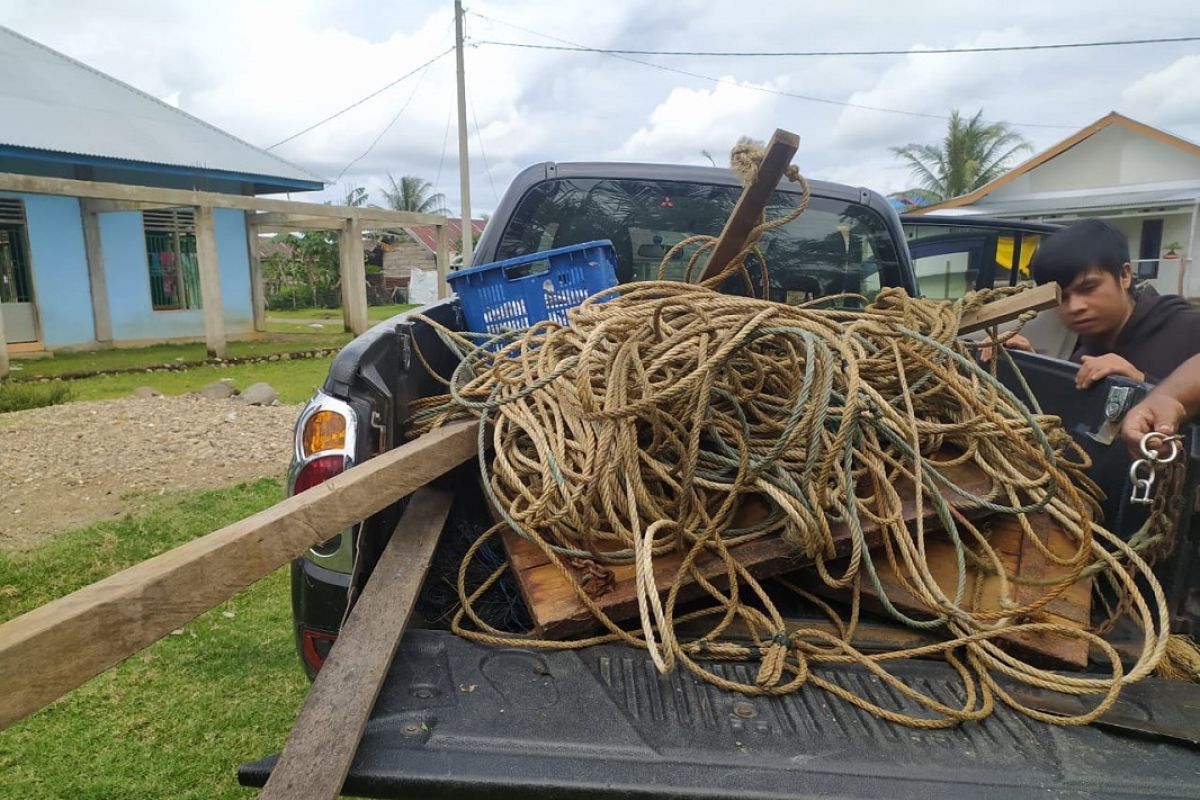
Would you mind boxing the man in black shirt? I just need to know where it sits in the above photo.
[1003,218,1200,388]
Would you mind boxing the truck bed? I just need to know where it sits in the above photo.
[240,628,1200,799]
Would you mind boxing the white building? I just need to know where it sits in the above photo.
[914,112,1200,300]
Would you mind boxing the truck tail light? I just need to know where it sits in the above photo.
[302,410,346,456]
[300,628,338,673]
[293,455,344,494]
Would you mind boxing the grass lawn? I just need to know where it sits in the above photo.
[0,478,307,800]
[268,304,416,322]
[9,333,350,380]
[59,355,335,405]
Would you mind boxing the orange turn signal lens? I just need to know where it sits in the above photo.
[302,410,346,456]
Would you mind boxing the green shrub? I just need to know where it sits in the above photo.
[0,381,73,413]
[266,284,341,311]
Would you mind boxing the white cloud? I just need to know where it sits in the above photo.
[614,77,782,163]
[1121,54,1200,130]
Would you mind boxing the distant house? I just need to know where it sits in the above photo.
[0,25,324,353]
[912,112,1200,300]
[376,218,487,295]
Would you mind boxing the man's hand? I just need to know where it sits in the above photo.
[1075,353,1144,389]
[1121,393,1187,456]
[979,333,1034,364]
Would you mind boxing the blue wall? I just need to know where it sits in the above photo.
[101,208,253,343]
[1,192,95,347]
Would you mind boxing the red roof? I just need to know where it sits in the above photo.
[404,218,486,255]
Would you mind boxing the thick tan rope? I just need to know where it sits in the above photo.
[404,281,1172,728]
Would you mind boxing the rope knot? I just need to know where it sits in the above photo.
[755,631,791,687]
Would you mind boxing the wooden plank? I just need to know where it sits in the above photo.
[260,487,453,800]
[0,171,443,226]
[817,511,1092,669]
[436,222,450,300]
[957,282,1061,335]
[503,457,994,639]
[79,201,113,344]
[698,128,800,283]
[194,206,226,359]
[0,420,479,729]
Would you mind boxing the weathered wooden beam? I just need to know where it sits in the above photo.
[0,171,443,226]
[436,223,450,300]
[259,487,454,800]
[0,420,479,730]
[958,282,1061,335]
[699,129,800,283]
[79,201,113,345]
[194,206,227,359]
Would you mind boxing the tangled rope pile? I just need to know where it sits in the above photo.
[407,280,1175,728]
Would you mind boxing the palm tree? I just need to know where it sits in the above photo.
[891,110,1032,203]
[381,174,448,214]
[340,184,369,207]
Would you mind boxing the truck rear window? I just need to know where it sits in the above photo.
[495,177,902,304]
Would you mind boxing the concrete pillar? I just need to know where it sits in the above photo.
[245,218,266,332]
[0,301,9,379]
[339,218,368,336]
[194,206,226,359]
[436,222,450,300]
[79,201,113,346]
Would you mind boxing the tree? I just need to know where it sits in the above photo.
[891,110,1031,204]
[381,174,448,214]
[340,184,369,207]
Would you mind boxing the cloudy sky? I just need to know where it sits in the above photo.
[1,0,1197,214]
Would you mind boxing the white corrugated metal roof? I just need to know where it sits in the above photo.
[0,25,324,189]
[935,185,1200,217]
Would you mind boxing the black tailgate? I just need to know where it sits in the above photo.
[240,629,1200,800]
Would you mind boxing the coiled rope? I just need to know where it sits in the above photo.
[405,281,1174,728]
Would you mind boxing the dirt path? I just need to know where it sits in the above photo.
[0,395,302,550]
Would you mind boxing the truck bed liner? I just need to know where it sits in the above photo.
[240,629,1200,799]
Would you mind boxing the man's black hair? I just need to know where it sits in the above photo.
[1030,218,1131,288]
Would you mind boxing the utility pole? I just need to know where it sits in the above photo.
[454,0,473,267]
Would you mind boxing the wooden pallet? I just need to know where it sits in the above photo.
[499,457,995,639]
[808,510,1093,669]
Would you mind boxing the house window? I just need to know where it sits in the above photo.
[1136,219,1163,280]
[143,208,201,310]
[0,198,33,305]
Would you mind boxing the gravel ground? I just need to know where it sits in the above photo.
[0,395,302,550]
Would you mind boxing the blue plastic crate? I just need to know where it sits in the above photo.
[446,240,618,334]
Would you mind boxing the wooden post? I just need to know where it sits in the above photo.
[436,221,450,300]
[259,487,454,800]
[194,206,226,359]
[246,217,266,333]
[339,218,368,336]
[0,420,479,730]
[79,201,113,345]
[699,129,800,283]
[0,301,9,379]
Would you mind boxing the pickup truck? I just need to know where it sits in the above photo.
[242,162,1200,799]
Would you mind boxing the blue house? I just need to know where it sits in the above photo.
[0,25,327,358]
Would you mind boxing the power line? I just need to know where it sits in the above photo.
[266,47,454,151]
[469,92,500,204]
[469,11,1076,129]
[333,51,441,182]
[475,34,1200,58]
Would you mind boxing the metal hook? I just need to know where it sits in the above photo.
[1129,458,1157,505]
